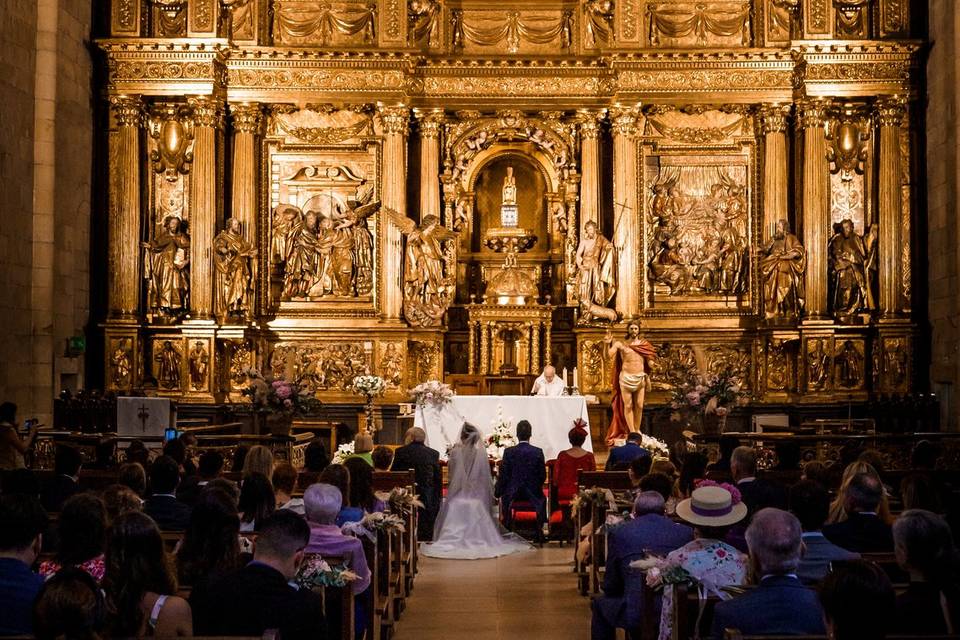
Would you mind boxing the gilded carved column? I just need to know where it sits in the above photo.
[876,97,907,318]
[108,95,143,319]
[611,105,641,316]
[798,100,830,320]
[759,104,791,235]
[468,320,478,374]
[229,103,262,321]
[578,109,606,229]
[188,96,224,320]
[415,109,444,220]
[380,105,409,321]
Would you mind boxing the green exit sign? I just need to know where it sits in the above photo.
[67,336,86,356]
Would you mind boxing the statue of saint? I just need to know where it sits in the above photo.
[760,220,806,319]
[501,166,517,205]
[188,340,209,391]
[574,221,617,321]
[807,339,830,390]
[381,343,403,387]
[214,218,258,322]
[328,198,379,297]
[403,214,457,327]
[604,322,657,444]
[829,219,876,318]
[156,340,182,390]
[650,235,690,295]
[271,204,301,265]
[111,340,132,389]
[143,216,190,317]
[282,211,321,299]
[718,219,746,294]
[835,340,862,389]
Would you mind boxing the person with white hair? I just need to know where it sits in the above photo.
[391,427,442,540]
[302,484,370,595]
[591,491,692,640]
[530,365,566,396]
[709,507,825,638]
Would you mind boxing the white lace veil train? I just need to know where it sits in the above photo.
[435,423,494,528]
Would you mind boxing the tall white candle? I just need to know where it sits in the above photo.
[561,367,568,385]
[573,367,579,389]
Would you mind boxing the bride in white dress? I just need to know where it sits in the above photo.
[420,423,532,560]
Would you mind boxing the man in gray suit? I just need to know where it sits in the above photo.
[789,480,859,584]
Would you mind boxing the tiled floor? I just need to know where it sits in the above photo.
[394,544,591,639]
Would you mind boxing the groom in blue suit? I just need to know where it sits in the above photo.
[495,420,546,534]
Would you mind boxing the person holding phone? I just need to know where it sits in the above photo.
[0,403,40,471]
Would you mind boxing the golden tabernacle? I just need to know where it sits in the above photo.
[96,0,922,418]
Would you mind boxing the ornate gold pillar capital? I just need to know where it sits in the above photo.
[188,96,225,129]
[379,105,410,136]
[797,99,830,129]
[110,95,144,127]
[875,96,908,128]
[609,105,641,137]
[414,108,445,139]
[576,108,607,139]
[230,103,264,134]
[758,103,792,134]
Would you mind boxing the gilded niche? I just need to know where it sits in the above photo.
[143,215,191,321]
[273,0,377,46]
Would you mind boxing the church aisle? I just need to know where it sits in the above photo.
[394,545,591,640]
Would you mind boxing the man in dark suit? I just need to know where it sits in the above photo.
[390,427,442,541]
[822,472,894,552]
[789,480,859,584]
[0,495,47,636]
[592,491,693,640]
[604,432,651,471]
[190,511,325,640]
[40,444,82,512]
[732,446,786,517]
[177,451,225,508]
[143,455,192,530]
[495,420,546,534]
[711,508,826,639]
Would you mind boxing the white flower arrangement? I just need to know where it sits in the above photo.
[409,380,454,408]
[639,433,671,459]
[341,511,407,542]
[331,442,355,465]
[352,374,386,397]
[484,404,518,460]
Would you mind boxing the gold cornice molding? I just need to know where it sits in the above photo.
[100,39,229,96]
[792,41,921,98]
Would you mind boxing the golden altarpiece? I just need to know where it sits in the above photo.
[98,0,921,410]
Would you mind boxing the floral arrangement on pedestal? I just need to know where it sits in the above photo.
[331,442,355,465]
[484,405,518,460]
[241,369,322,415]
[668,368,749,433]
[409,380,454,408]
[352,374,386,433]
[295,556,359,591]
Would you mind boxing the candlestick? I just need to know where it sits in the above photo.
[573,367,579,389]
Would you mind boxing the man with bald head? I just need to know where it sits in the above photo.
[531,365,566,396]
[391,427,441,540]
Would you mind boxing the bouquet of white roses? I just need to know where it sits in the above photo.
[352,374,386,397]
[638,433,671,458]
[409,380,454,408]
[484,405,517,460]
[331,442,355,465]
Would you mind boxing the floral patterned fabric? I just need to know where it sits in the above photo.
[657,539,747,640]
[39,554,106,583]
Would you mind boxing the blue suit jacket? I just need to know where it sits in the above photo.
[604,442,651,471]
[599,514,694,628]
[710,575,826,639]
[495,442,545,505]
[798,532,859,585]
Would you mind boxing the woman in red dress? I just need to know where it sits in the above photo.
[553,420,596,502]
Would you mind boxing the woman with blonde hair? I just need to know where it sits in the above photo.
[241,444,274,480]
[826,460,893,525]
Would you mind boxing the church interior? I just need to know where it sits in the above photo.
[3,0,960,638]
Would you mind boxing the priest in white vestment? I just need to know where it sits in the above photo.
[530,365,566,396]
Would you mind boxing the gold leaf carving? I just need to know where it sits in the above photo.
[274,0,377,46]
[646,117,746,143]
[647,1,752,47]
[274,117,373,144]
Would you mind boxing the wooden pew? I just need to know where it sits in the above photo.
[575,471,632,596]
[304,553,356,640]
[361,536,381,640]
[373,470,418,603]
[724,635,958,640]
[375,528,395,640]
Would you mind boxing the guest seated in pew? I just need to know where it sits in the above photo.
[604,432,650,471]
[347,432,375,467]
[676,450,708,499]
[304,437,330,475]
[627,455,652,492]
[87,438,119,471]
[242,445,275,481]
[102,484,142,523]
[591,491,693,640]
[162,439,191,478]
[0,494,48,636]
[371,445,394,472]
[125,440,151,470]
[731,446,786,518]
[238,471,276,532]
[496,420,547,537]
[118,461,147,499]
[190,510,326,640]
[639,472,678,516]
[273,462,305,516]
[657,485,748,640]
[320,464,365,526]
[391,427,442,541]
[143,455,192,531]
[706,435,740,475]
[40,493,108,582]
[823,472,894,552]
[800,460,830,488]
[32,567,108,640]
[344,457,386,514]
[554,420,596,503]
[176,487,243,587]
[177,433,199,477]
[176,450,225,508]
[41,444,82,512]
[230,445,249,473]
[709,508,826,639]
[827,460,894,526]
[788,480,858,585]
[901,473,945,513]
[892,509,960,635]
[103,511,193,637]
[819,559,895,640]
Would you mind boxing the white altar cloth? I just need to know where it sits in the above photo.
[414,395,592,461]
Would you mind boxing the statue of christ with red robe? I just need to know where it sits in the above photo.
[604,322,657,445]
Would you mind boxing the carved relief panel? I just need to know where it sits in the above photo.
[878,335,910,393]
[107,336,136,392]
[804,336,833,392]
[221,338,256,400]
[378,341,406,388]
[269,340,372,393]
[151,337,186,394]
[451,7,573,55]
[409,339,443,384]
[273,0,377,46]
[762,336,799,394]
[833,337,866,391]
[578,338,613,395]
[644,1,752,48]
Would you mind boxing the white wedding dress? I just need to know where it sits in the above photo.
[420,424,532,560]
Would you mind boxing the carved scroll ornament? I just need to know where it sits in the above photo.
[275,0,377,45]
[647,2,751,46]
[149,105,194,182]
[451,10,573,53]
